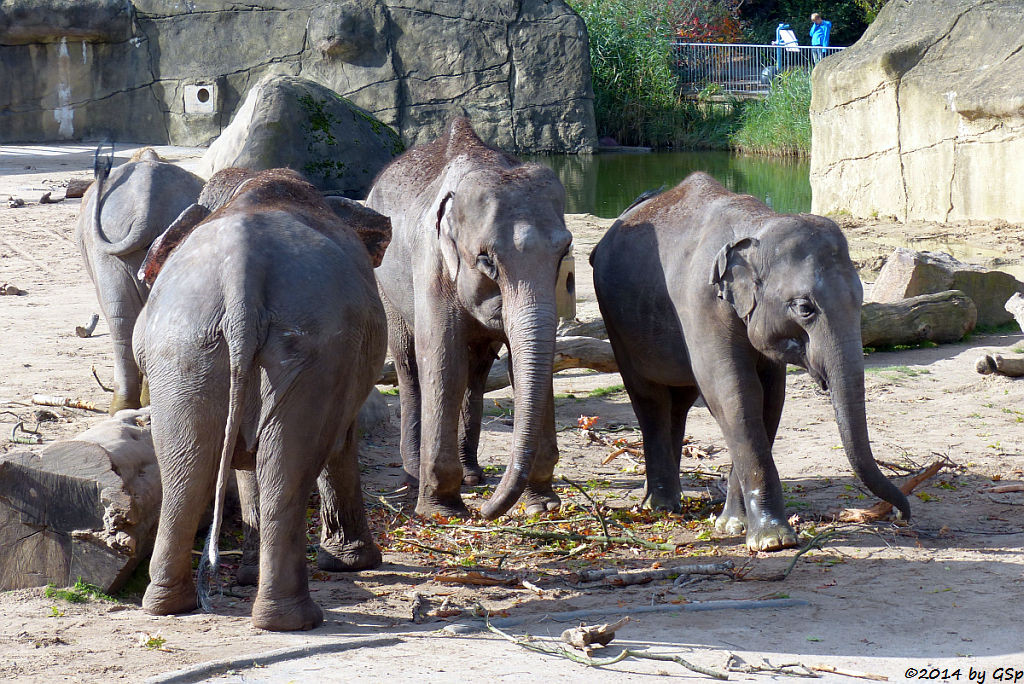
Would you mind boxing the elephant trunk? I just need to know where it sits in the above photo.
[480,288,558,519]
[824,333,911,519]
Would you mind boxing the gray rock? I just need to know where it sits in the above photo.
[357,387,391,436]
[870,248,1024,328]
[197,74,403,198]
[811,0,1024,222]
[0,0,596,154]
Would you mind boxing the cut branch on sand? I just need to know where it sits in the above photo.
[836,460,946,523]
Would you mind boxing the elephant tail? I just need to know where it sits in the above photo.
[197,307,258,612]
[89,144,113,254]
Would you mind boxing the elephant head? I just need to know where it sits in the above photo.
[429,161,572,518]
[710,215,911,519]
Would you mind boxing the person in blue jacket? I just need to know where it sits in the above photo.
[809,12,832,63]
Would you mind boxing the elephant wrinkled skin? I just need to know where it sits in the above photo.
[75,148,204,414]
[134,169,389,631]
[366,118,572,519]
[591,172,910,552]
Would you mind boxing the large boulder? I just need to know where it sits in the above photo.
[869,248,1024,328]
[0,0,596,153]
[197,75,403,198]
[811,0,1024,222]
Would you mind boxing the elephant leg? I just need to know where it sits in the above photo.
[669,386,700,473]
[106,306,145,415]
[383,294,421,489]
[318,422,382,572]
[250,404,327,632]
[235,469,260,586]
[143,380,226,616]
[716,466,748,536]
[457,342,498,486]
[624,376,680,513]
[523,377,561,515]
[716,362,786,537]
[699,358,795,552]
[413,304,470,518]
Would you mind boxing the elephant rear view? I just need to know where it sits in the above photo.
[135,168,389,631]
[75,148,204,413]
[591,172,910,552]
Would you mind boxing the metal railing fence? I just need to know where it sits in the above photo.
[672,42,844,95]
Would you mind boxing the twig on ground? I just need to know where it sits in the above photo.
[748,530,841,582]
[91,366,114,393]
[485,613,727,680]
[398,539,459,556]
[434,571,512,586]
[837,460,946,523]
[577,561,735,585]
[985,484,1024,494]
[559,475,611,550]
[31,394,103,413]
[561,616,630,651]
[811,665,888,681]
[438,524,677,552]
[11,421,42,444]
[76,314,100,338]
[727,654,818,677]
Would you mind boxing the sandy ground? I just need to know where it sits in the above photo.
[1,145,1024,683]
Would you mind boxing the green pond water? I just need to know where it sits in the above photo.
[525,150,811,218]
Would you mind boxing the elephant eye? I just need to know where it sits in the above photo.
[477,253,498,279]
[791,299,817,319]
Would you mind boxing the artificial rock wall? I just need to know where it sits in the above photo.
[810,0,1024,222]
[0,0,596,153]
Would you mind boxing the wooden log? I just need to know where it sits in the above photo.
[64,178,93,199]
[377,335,619,392]
[0,409,160,593]
[860,290,976,348]
[975,353,1024,378]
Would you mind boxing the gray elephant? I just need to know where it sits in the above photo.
[366,118,572,519]
[591,172,910,552]
[76,148,204,414]
[134,168,389,631]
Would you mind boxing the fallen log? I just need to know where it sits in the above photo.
[975,353,1024,378]
[861,290,976,348]
[0,409,161,593]
[378,335,619,391]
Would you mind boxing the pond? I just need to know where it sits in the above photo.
[526,150,811,219]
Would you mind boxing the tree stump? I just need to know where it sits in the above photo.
[976,353,1024,377]
[861,290,977,347]
[0,409,160,593]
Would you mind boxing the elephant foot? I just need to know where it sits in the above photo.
[745,519,798,552]
[642,488,682,514]
[108,392,141,416]
[415,495,471,519]
[317,539,382,572]
[142,580,198,616]
[251,594,323,632]
[523,483,561,515]
[461,465,485,487]
[714,513,747,536]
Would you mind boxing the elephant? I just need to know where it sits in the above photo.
[75,147,204,414]
[590,172,910,552]
[366,117,572,519]
[134,168,389,631]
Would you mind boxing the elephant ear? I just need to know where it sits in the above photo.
[429,188,461,280]
[709,237,761,322]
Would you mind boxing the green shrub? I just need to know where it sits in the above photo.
[570,0,740,148]
[730,68,811,156]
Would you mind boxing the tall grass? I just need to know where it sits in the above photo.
[570,0,739,148]
[730,68,811,156]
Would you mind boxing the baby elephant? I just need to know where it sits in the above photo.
[135,169,389,631]
[591,172,910,552]
[76,147,204,413]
